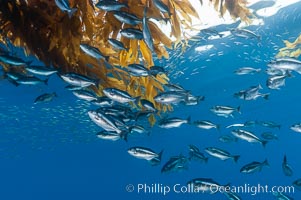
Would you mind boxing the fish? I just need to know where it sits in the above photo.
[266,71,291,90]
[25,65,58,76]
[240,159,269,174]
[142,7,154,51]
[161,155,188,173]
[261,132,278,140]
[127,64,150,77]
[120,28,143,40]
[153,0,171,15]
[282,155,293,177]
[55,0,77,18]
[0,54,30,66]
[290,123,301,133]
[72,89,98,101]
[34,92,57,104]
[234,67,261,75]
[292,178,301,191]
[16,76,48,85]
[201,28,224,38]
[64,85,83,91]
[230,28,261,41]
[272,192,294,200]
[95,1,128,11]
[231,129,268,147]
[103,88,140,104]
[224,191,242,200]
[210,105,240,118]
[183,94,205,106]
[60,73,98,88]
[88,110,122,133]
[188,145,208,163]
[96,131,121,141]
[158,116,191,128]
[257,121,281,129]
[129,125,149,135]
[128,147,163,164]
[108,38,128,51]
[205,147,240,162]
[187,178,229,194]
[266,68,286,76]
[80,43,109,61]
[226,123,245,129]
[91,97,114,107]
[149,66,167,76]
[234,85,269,100]
[164,83,187,92]
[154,91,189,105]
[140,99,156,112]
[218,135,238,143]
[113,11,141,25]
[267,58,301,74]
[193,120,220,130]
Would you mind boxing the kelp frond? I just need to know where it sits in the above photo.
[277,34,301,58]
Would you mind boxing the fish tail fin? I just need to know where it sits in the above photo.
[263,159,269,167]
[187,116,191,124]
[263,93,269,100]
[216,124,221,131]
[120,130,129,142]
[44,78,49,85]
[204,157,209,163]
[197,95,205,102]
[218,33,224,38]
[283,155,287,163]
[233,155,240,163]
[158,150,164,161]
[237,106,241,114]
[262,140,268,148]
[68,8,77,18]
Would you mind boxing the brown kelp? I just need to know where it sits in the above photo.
[0,0,252,125]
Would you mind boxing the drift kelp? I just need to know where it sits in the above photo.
[277,34,301,58]
[0,0,252,125]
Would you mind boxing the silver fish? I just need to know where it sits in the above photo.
[290,123,301,133]
[113,11,141,25]
[25,65,58,76]
[154,91,188,105]
[143,7,154,51]
[282,155,293,177]
[153,0,170,15]
[161,155,188,173]
[261,132,278,140]
[73,90,98,101]
[234,67,261,75]
[268,57,301,74]
[292,178,301,191]
[60,73,98,88]
[80,44,109,61]
[88,110,122,133]
[34,92,57,104]
[127,64,150,77]
[205,147,240,162]
[128,147,163,162]
[231,129,268,147]
[230,28,260,41]
[224,191,242,200]
[187,178,229,194]
[103,88,140,104]
[240,159,269,174]
[16,76,48,85]
[210,105,240,118]
[55,0,77,18]
[108,39,128,51]
[140,99,156,112]
[96,131,121,141]
[95,1,128,11]
[120,28,143,40]
[0,54,30,66]
[272,192,294,200]
[158,116,191,128]
[234,85,269,100]
[193,120,220,130]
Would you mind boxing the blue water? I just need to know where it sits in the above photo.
[1,2,301,200]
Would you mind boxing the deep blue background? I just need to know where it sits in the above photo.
[1,2,301,200]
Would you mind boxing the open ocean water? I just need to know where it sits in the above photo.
[1,1,301,200]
